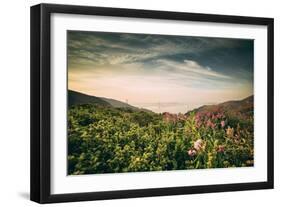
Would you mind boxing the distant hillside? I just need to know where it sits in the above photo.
[100,97,139,110]
[68,90,151,112]
[186,95,254,117]
[68,90,110,107]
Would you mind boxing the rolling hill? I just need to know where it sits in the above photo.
[186,95,254,117]
[99,97,139,111]
[68,90,110,107]
[68,90,150,112]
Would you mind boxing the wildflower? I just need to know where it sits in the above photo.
[206,119,216,129]
[195,121,202,128]
[196,112,202,118]
[226,126,234,138]
[221,120,225,128]
[188,149,197,157]
[194,139,204,151]
[217,145,225,153]
[195,115,202,128]
[216,112,223,119]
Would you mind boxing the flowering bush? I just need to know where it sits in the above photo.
[68,104,254,175]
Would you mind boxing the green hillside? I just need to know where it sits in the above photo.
[68,95,254,175]
[68,90,150,112]
[186,95,254,119]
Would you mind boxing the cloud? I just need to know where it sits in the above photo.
[67,31,253,112]
[156,59,231,80]
[68,32,243,68]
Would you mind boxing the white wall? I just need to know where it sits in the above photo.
[0,0,279,206]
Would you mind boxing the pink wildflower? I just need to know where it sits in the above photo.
[206,119,216,129]
[195,115,201,127]
[194,139,204,151]
[216,113,223,119]
[188,149,197,157]
[217,145,225,153]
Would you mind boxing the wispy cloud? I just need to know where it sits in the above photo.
[67,31,253,113]
[156,59,231,80]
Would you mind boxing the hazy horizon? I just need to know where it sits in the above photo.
[69,89,253,113]
[68,31,254,113]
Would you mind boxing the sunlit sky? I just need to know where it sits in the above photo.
[68,31,253,113]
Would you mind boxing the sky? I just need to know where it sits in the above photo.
[68,31,254,113]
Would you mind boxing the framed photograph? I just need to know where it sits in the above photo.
[30,3,274,203]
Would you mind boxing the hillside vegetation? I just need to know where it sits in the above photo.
[68,92,254,175]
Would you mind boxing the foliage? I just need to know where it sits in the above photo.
[68,104,254,175]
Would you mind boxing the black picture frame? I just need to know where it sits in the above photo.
[30,3,274,204]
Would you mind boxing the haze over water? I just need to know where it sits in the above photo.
[130,102,216,114]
